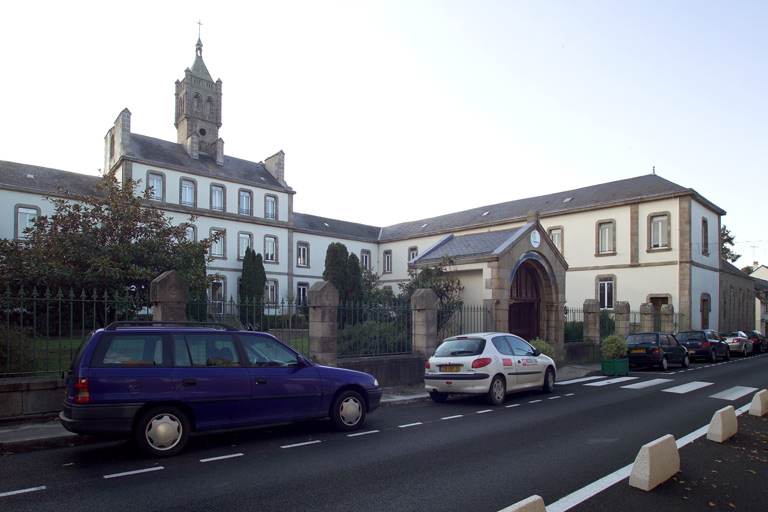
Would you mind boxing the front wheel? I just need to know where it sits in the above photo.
[486,375,506,406]
[542,368,556,394]
[134,406,190,458]
[330,390,366,431]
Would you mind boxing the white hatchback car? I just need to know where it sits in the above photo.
[424,333,556,405]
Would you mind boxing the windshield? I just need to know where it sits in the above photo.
[676,332,704,341]
[625,334,659,346]
[434,338,485,357]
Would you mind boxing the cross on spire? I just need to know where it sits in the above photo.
[197,20,203,39]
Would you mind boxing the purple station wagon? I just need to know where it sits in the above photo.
[60,322,381,457]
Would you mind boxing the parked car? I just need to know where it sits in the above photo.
[723,330,753,357]
[744,330,768,353]
[60,321,382,457]
[423,332,556,405]
[676,329,730,363]
[625,332,689,370]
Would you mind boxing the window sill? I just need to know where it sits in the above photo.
[595,252,617,257]
[647,247,672,253]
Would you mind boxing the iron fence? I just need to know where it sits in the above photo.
[438,303,492,341]
[1,287,151,378]
[564,307,584,343]
[337,300,412,357]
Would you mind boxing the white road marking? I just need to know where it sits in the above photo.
[0,486,46,498]
[710,386,758,401]
[200,453,244,463]
[398,422,423,428]
[505,403,521,408]
[584,377,638,387]
[441,415,463,420]
[557,376,606,385]
[103,467,164,479]
[280,440,322,449]
[347,430,379,437]
[529,399,542,404]
[621,378,673,389]
[548,396,561,400]
[477,410,493,414]
[662,381,714,394]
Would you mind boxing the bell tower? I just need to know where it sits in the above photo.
[175,38,223,162]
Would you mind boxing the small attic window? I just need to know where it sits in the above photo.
[482,211,489,217]
[26,174,35,179]
[421,223,429,228]
[563,197,572,203]
[323,222,330,227]
[260,177,266,181]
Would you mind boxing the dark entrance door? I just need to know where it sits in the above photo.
[508,263,541,341]
[508,301,539,341]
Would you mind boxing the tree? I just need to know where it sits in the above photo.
[0,173,216,296]
[721,225,741,263]
[397,255,463,306]
[323,242,350,301]
[346,253,363,304]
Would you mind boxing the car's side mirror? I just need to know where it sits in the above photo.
[533,349,541,356]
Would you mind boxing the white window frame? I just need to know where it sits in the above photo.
[297,242,309,267]
[239,190,252,216]
[265,195,277,220]
[238,233,252,259]
[181,179,196,206]
[16,206,39,239]
[264,236,277,263]
[408,247,418,262]
[185,225,196,242]
[361,250,371,271]
[383,250,392,273]
[265,280,278,304]
[211,228,225,258]
[297,283,309,305]
[598,277,615,309]
[598,221,615,255]
[148,172,164,201]
[649,213,669,250]
[548,227,563,254]
[211,185,225,211]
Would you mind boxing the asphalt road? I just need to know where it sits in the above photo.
[2,354,767,512]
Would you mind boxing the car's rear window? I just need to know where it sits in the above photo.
[91,333,170,367]
[677,332,704,341]
[726,332,741,337]
[434,338,486,357]
[626,334,659,346]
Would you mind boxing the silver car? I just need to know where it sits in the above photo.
[723,330,753,357]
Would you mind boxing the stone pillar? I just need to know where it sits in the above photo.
[614,301,630,339]
[411,289,440,357]
[583,299,600,346]
[150,271,189,322]
[640,303,655,332]
[308,281,338,366]
[661,304,675,333]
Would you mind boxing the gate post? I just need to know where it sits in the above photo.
[412,289,439,358]
[308,281,338,366]
[150,271,189,322]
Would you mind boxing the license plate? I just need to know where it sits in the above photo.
[441,365,461,372]
[631,349,645,354]
[688,350,696,354]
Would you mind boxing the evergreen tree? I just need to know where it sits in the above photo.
[347,253,363,304]
[323,242,350,300]
[721,225,741,263]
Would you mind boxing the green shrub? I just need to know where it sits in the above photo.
[600,333,628,359]
[530,337,555,359]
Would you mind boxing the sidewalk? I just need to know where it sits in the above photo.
[0,364,601,454]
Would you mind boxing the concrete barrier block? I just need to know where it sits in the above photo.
[498,495,547,512]
[707,405,738,443]
[749,390,768,417]
[628,434,680,491]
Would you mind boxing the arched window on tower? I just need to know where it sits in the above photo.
[206,98,213,119]
[193,94,201,113]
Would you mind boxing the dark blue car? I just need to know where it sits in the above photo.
[60,322,381,457]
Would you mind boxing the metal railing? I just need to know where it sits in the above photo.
[337,300,412,357]
[438,303,492,341]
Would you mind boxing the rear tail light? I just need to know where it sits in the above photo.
[651,348,660,358]
[472,358,492,368]
[701,341,710,348]
[74,378,91,404]
[425,360,431,369]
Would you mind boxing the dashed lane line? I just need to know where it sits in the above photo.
[103,467,164,480]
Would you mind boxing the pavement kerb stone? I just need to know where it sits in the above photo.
[628,434,680,492]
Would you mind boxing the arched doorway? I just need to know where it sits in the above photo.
[508,262,541,341]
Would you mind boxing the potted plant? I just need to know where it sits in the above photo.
[600,334,629,376]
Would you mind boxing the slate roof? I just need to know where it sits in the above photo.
[414,227,525,265]
[293,212,381,241]
[379,173,726,242]
[128,134,291,192]
[0,160,101,197]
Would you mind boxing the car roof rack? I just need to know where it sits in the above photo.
[105,321,238,331]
